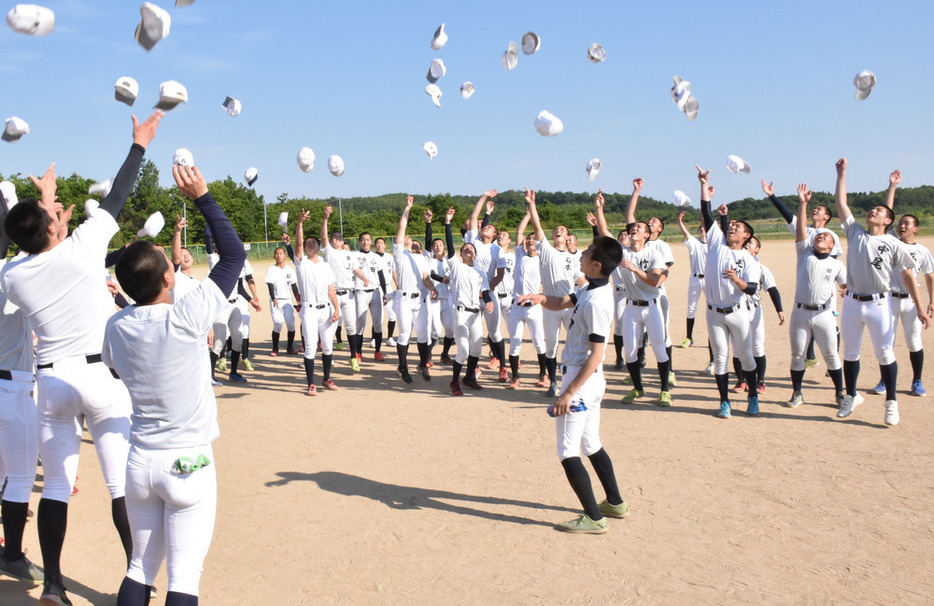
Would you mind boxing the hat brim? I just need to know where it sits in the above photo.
[115,89,137,106]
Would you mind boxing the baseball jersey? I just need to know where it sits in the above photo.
[465,229,495,278]
[561,278,613,367]
[1,210,120,364]
[646,238,674,296]
[746,261,777,307]
[684,235,707,277]
[393,243,425,295]
[448,256,489,309]
[536,238,578,296]
[617,245,667,302]
[321,245,356,291]
[703,222,761,307]
[236,259,255,302]
[493,247,516,296]
[891,241,934,294]
[373,251,396,293]
[787,218,843,257]
[794,240,847,305]
[842,216,914,295]
[265,263,297,301]
[103,278,226,449]
[0,258,33,373]
[427,254,452,300]
[172,268,199,303]
[512,247,541,298]
[353,250,379,290]
[295,256,336,307]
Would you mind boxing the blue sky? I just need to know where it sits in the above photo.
[1,1,932,208]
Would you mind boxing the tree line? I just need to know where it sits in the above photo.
[2,160,931,251]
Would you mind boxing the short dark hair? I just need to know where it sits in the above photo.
[875,206,895,226]
[901,214,919,228]
[304,235,320,247]
[590,236,623,277]
[115,240,169,305]
[358,231,371,241]
[735,221,755,247]
[748,236,761,250]
[816,205,833,220]
[375,237,386,245]
[4,199,52,254]
[652,217,665,233]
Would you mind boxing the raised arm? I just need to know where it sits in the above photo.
[624,178,644,225]
[397,195,414,245]
[173,165,245,298]
[295,209,310,261]
[101,111,164,218]
[516,207,531,244]
[796,183,812,243]
[321,206,333,249]
[526,188,546,242]
[594,189,612,238]
[676,210,691,240]
[481,199,493,228]
[697,165,714,231]
[172,214,186,265]
[884,169,901,210]
[424,209,434,252]
[444,207,456,259]
[762,179,795,224]
[468,189,497,232]
[834,158,852,223]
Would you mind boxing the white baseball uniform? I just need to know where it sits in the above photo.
[265,262,297,333]
[789,240,846,372]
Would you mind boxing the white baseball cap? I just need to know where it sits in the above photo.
[534,110,563,136]
[672,190,692,207]
[137,211,165,238]
[431,23,447,50]
[670,76,692,111]
[135,3,171,51]
[84,199,99,215]
[1,117,29,142]
[174,148,194,167]
[0,181,18,209]
[725,155,751,174]
[89,178,113,197]
[244,167,258,186]
[683,96,699,121]
[278,211,288,231]
[521,32,541,55]
[114,77,139,106]
[426,58,446,84]
[502,42,518,71]
[223,96,241,117]
[587,43,606,63]
[423,141,438,159]
[297,147,315,172]
[327,155,345,177]
[6,4,54,36]
[155,80,188,110]
[425,83,442,108]
[854,70,876,100]
[586,158,601,181]
[175,0,195,5]
[460,81,475,99]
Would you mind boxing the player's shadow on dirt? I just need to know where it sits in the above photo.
[265,471,576,527]
[0,576,112,606]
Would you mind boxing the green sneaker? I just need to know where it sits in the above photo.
[679,337,693,348]
[658,391,672,407]
[622,388,645,404]
[350,358,361,372]
[242,358,254,372]
[668,371,677,387]
[621,375,633,385]
[556,514,608,534]
[598,500,629,519]
[216,358,227,372]
[335,342,344,351]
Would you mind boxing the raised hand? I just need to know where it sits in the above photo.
[299,209,311,223]
[695,164,710,185]
[175,214,187,230]
[835,158,847,176]
[632,178,644,192]
[594,188,605,209]
[324,206,333,219]
[797,183,812,204]
[890,169,902,186]
[524,187,536,205]
[444,207,456,224]
[132,110,164,149]
[586,212,597,227]
[761,180,774,196]
[424,209,433,222]
[172,165,208,200]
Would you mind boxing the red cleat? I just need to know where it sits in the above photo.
[306,384,318,396]
[507,377,520,390]
[463,377,483,390]
[269,351,278,357]
[756,382,766,393]
[536,374,548,387]
[374,352,385,362]
[323,379,340,391]
[499,367,508,382]
[450,381,464,396]
[439,354,454,365]
[486,357,500,370]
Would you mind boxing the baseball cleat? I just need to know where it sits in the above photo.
[228,372,247,383]
[804,358,819,370]
[911,380,926,397]
[746,396,760,416]
[0,551,44,583]
[417,364,431,382]
[867,380,886,395]
[216,358,227,372]
[658,391,672,407]
[486,357,500,370]
[349,358,361,372]
[598,500,629,519]
[613,360,624,371]
[717,400,731,419]
[386,337,397,347]
[241,359,254,372]
[884,400,899,425]
[544,381,558,397]
[837,393,863,418]
[288,347,299,355]
[369,338,376,348]
[679,337,693,348]
[668,371,677,387]
[463,377,483,390]
[439,354,454,365]
[399,367,414,384]
[39,577,72,606]
[705,362,715,375]
[269,350,278,357]
[555,514,608,534]
[730,381,747,393]
[785,392,803,408]
[449,381,464,396]
[756,382,766,393]
[536,374,548,387]
[322,379,339,391]
[498,367,508,382]
[507,377,520,389]
[621,388,644,404]
[334,342,344,350]
[374,352,385,362]
[306,384,317,396]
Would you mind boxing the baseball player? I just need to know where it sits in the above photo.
[295,210,341,395]
[424,212,456,365]
[170,215,199,303]
[589,206,631,372]
[393,196,432,384]
[506,209,548,389]
[103,164,245,606]
[867,170,934,397]
[527,188,581,397]
[353,232,386,362]
[626,179,677,386]
[321,207,360,369]
[373,237,399,349]
[444,207,494,395]
[264,246,300,356]
[233,258,262,373]
[730,237,785,393]
[676,211,707,349]
[785,183,847,409]
[490,228,516,381]
[0,202,43,583]
[516,236,627,534]
[833,158,928,425]
[1,111,163,605]
[593,191,672,405]
[696,165,762,418]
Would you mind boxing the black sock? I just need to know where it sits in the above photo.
[335,326,342,344]
[657,359,671,392]
[537,353,547,376]
[209,351,218,380]
[843,359,860,396]
[732,357,742,383]
[715,374,730,402]
[387,321,396,339]
[509,354,520,377]
[375,331,383,353]
[910,350,924,382]
[112,496,133,568]
[164,592,199,606]
[881,362,898,400]
[287,330,296,351]
[225,336,232,355]
[230,350,241,374]
[613,334,623,363]
[442,337,454,357]
[686,317,695,341]
[397,343,409,369]
[271,331,280,352]
[625,362,644,392]
[465,355,479,380]
[754,355,766,385]
[303,357,315,386]
[708,342,713,363]
[637,345,646,367]
[791,369,805,392]
[1,500,28,559]
[561,457,602,521]
[743,368,758,397]
[546,356,557,382]
[118,577,152,606]
[452,361,463,383]
[416,342,428,366]
[424,340,433,365]
[322,354,333,382]
[828,368,843,394]
[37,498,68,581]
[665,346,673,373]
[494,340,506,367]
[806,336,816,360]
[242,338,250,360]
[587,448,622,505]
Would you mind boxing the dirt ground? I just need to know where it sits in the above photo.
[4,236,934,605]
